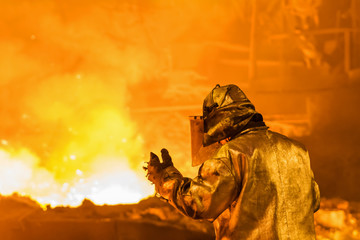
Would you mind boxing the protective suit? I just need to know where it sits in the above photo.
[145,84,320,240]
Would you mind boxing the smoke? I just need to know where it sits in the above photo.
[1,1,154,180]
[0,0,238,204]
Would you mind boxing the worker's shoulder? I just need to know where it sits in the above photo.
[229,128,308,152]
[266,129,308,152]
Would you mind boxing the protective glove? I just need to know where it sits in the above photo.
[144,148,173,184]
[144,148,181,193]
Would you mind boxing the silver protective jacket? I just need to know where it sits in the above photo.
[158,127,320,240]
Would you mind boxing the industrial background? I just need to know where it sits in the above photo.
[0,0,359,239]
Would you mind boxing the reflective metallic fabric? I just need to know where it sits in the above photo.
[156,84,319,239]
[157,127,320,239]
[202,84,260,146]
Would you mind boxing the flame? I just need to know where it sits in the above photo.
[0,1,237,206]
[0,107,154,207]
[0,0,162,206]
[0,147,153,207]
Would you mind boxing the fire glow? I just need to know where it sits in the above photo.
[0,108,153,207]
[0,83,156,207]
[0,1,172,207]
[0,1,235,207]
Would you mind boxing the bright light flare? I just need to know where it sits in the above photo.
[0,149,153,207]
[0,107,154,207]
[85,160,152,205]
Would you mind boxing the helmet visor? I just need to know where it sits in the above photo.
[189,116,221,166]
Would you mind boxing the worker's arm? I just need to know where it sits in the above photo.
[145,149,238,221]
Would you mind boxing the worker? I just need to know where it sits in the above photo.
[145,84,320,239]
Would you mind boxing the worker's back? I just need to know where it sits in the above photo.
[213,128,320,240]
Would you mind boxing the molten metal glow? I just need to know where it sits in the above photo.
[0,108,154,207]
[0,147,153,207]
[0,0,234,207]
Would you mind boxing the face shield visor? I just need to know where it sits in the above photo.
[189,116,221,167]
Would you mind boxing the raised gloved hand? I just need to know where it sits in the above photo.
[144,148,183,196]
[144,148,174,185]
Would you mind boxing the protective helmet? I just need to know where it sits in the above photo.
[190,84,264,166]
[202,84,262,146]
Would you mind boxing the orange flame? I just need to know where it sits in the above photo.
[0,144,153,207]
[0,1,236,206]
[0,107,154,207]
